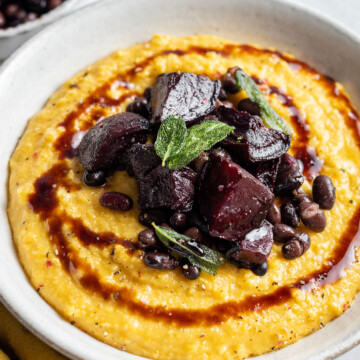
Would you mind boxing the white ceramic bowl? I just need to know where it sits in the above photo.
[1,0,360,359]
[0,0,100,60]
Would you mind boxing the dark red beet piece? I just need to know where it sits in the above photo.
[226,220,274,268]
[138,165,197,212]
[218,106,290,163]
[274,153,304,195]
[198,152,274,241]
[125,144,161,180]
[252,158,281,191]
[79,112,149,171]
[149,72,221,125]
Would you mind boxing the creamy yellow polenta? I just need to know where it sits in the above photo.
[7,35,360,360]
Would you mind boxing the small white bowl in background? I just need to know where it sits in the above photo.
[0,0,100,60]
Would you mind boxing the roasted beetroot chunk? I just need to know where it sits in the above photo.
[226,220,274,268]
[149,72,221,125]
[252,158,281,191]
[198,152,274,241]
[79,112,149,171]
[125,144,161,180]
[217,106,290,163]
[274,153,304,195]
[138,165,197,212]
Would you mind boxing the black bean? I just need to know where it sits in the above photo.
[222,75,238,94]
[295,232,311,254]
[169,212,187,230]
[237,98,261,116]
[281,202,300,228]
[312,175,336,210]
[183,227,203,242]
[83,169,107,187]
[291,188,312,208]
[222,67,240,94]
[181,261,201,280]
[139,209,169,227]
[282,239,303,259]
[273,224,296,243]
[251,261,268,276]
[99,192,133,211]
[126,97,149,118]
[218,87,228,101]
[138,229,160,250]
[267,203,281,225]
[299,202,327,232]
[144,252,179,270]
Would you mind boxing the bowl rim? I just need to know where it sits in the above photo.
[1,0,360,359]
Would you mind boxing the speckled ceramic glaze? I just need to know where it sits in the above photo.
[0,0,360,359]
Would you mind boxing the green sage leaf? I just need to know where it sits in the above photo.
[154,115,187,166]
[235,69,292,135]
[152,223,225,275]
[167,120,234,170]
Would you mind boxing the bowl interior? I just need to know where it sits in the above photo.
[0,0,360,359]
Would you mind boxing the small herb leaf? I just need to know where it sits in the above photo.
[167,120,234,170]
[235,69,292,135]
[154,115,187,166]
[152,223,225,275]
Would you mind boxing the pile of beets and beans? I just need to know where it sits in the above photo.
[77,67,336,280]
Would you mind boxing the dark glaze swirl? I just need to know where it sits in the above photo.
[28,43,360,327]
